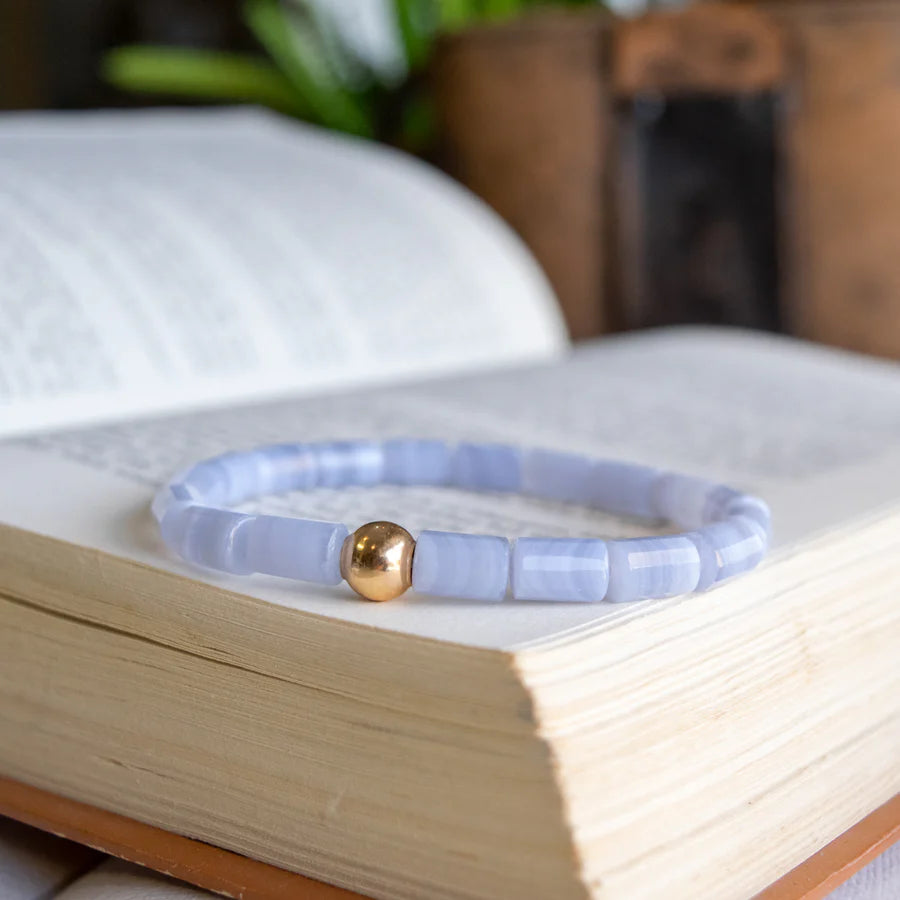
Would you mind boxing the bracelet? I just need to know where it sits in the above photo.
[152,440,770,604]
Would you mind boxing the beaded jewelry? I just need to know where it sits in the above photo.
[153,440,770,603]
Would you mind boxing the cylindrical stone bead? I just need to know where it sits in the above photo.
[177,461,230,506]
[724,495,772,539]
[686,516,768,591]
[586,461,663,519]
[702,484,743,524]
[247,514,347,584]
[151,470,197,522]
[382,439,452,485]
[159,505,257,574]
[651,472,721,529]
[213,452,271,504]
[452,443,522,492]
[511,538,609,603]
[605,536,701,603]
[521,449,594,504]
[412,530,510,601]
[313,441,384,488]
[254,443,318,492]
[185,452,270,505]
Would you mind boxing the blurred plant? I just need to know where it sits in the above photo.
[103,0,599,153]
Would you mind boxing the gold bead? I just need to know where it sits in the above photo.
[340,521,415,602]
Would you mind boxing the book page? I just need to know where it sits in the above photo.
[1,327,899,649]
[0,109,566,438]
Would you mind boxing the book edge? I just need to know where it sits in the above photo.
[0,775,358,900]
[0,777,895,900]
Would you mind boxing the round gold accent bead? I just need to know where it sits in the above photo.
[340,521,415,602]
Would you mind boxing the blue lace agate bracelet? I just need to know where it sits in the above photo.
[152,440,770,604]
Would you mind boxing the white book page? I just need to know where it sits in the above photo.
[2,327,900,649]
[0,108,566,438]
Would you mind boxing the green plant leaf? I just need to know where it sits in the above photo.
[397,92,435,154]
[102,46,308,115]
[439,0,477,31]
[303,1,374,90]
[244,0,373,136]
[481,0,521,20]
[393,0,440,71]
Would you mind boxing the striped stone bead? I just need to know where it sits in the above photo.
[605,536,702,604]
[511,538,609,603]
[412,530,510,601]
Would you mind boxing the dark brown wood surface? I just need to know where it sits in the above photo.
[608,1,900,360]
[0,0,46,109]
[610,5,785,334]
[774,1,900,358]
[433,11,612,341]
[433,4,789,342]
[614,3,786,96]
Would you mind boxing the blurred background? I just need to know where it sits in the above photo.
[2,0,897,357]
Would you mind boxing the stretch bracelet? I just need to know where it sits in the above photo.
[152,440,770,604]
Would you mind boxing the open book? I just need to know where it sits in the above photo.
[0,109,898,900]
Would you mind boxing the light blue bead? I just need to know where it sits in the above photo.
[313,441,383,488]
[605,536,701,603]
[255,443,317,492]
[168,482,196,504]
[412,530,510,601]
[382,439,452,485]
[187,451,277,505]
[687,516,768,591]
[725,495,772,539]
[178,462,230,505]
[702,484,743,524]
[160,506,257,575]
[213,452,268,504]
[511,538,609,602]
[523,452,665,518]
[523,452,661,516]
[452,443,522,492]
[247,515,347,584]
[702,487,771,538]
[586,461,662,519]
[521,449,593,504]
[651,472,721,528]
[151,471,196,522]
